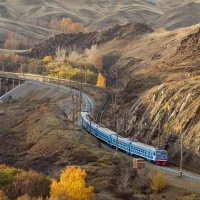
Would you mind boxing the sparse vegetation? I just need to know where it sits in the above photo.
[151,171,167,193]
[12,170,50,199]
[137,169,151,194]
[0,190,9,200]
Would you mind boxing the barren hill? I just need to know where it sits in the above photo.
[1,0,200,44]
[152,2,200,30]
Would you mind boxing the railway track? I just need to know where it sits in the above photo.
[0,71,112,124]
[95,89,112,124]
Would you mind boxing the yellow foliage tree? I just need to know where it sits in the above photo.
[163,123,169,130]
[96,72,105,88]
[151,171,167,193]
[43,56,53,63]
[50,166,94,200]
[163,102,169,111]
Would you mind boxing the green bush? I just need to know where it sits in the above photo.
[0,165,20,188]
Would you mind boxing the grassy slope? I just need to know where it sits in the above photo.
[0,0,200,43]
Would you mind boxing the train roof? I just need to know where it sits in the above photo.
[98,126,116,135]
[132,141,157,151]
[111,135,132,143]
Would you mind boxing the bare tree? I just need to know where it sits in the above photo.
[136,169,150,193]
[84,45,102,71]
[55,47,66,62]
[67,51,83,65]
[118,166,133,191]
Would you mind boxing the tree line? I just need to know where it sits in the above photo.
[31,17,90,33]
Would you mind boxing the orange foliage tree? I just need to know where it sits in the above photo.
[60,18,90,33]
[96,72,105,88]
[3,32,30,50]
[50,166,94,200]
[3,32,19,50]
[43,56,53,63]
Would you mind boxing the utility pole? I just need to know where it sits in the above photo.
[20,58,24,78]
[158,121,161,148]
[114,93,117,130]
[84,64,87,84]
[80,81,82,112]
[90,114,92,134]
[116,119,119,152]
[57,70,59,86]
[72,94,75,134]
[180,135,183,177]
[70,63,72,93]
[123,108,127,137]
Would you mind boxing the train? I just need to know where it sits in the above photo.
[80,111,168,165]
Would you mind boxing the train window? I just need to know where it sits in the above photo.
[156,152,161,156]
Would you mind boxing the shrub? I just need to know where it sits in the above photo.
[151,171,167,193]
[176,194,200,200]
[137,169,151,194]
[50,166,94,200]
[0,165,20,188]
[12,170,50,199]
[0,190,9,200]
[43,56,53,63]
[17,194,43,200]
[163,102,169,111]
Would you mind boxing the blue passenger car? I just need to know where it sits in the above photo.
[110,135,132,153]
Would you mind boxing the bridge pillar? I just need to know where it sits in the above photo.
[12,79,15,89]
[0,78,2,91]
[5,78,8,93]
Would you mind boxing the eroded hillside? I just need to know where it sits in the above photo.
[24,22,200,170]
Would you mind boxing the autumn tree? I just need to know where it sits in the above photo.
[43,56,53,63]
[96,72,105,88]
[67,51,83,66]
[151,171,167,193]
[50,166,94,200]
[3,32,19,50]
[60,18,90,33]
[55,47,66,62]
[85,45,102,71]
[3,32,30,50]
